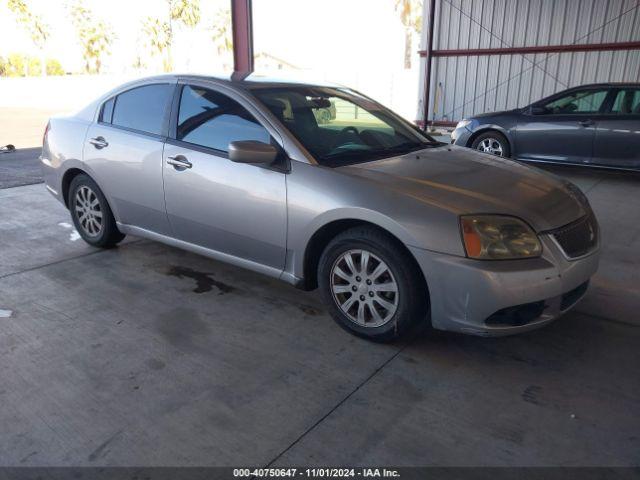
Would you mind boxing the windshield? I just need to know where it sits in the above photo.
[250,86,440,166]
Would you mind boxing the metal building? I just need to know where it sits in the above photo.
[417,0,640,127]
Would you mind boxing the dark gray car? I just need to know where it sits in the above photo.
[451,83,640,170]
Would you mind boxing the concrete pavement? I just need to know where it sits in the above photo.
[0,166,638,467]
[0,147,43,189]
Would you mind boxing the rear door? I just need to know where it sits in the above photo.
[592,87,640,169]
[515,87,611,165]
[83,82,175,235]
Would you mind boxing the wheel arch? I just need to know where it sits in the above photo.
[299,218,429,302]
[466,127,512,151]
[61,167,86,208]
[60,167,118,223]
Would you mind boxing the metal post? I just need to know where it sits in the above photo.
[231,0,254,81]
[422,0,437,130]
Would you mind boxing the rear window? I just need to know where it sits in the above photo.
[610,89,640,115]
[100,97,115,123]
[111,84,173,136]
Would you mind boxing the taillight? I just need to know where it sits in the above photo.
[43,121,51,147]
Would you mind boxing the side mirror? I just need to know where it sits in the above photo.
[530,106,548,115]
[228,140,278,164]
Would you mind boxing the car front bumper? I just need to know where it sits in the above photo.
[408,235,600,336]
[450,125,473,147]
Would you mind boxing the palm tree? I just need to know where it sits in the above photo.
[169,0,201,29]
[141,0,201,72]
[211,7,232,70]
[394,0,422,69]
[7,0,50,76]
[142,17,173,72]
[69,0,114,74]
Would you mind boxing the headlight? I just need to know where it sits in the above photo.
[456,119,472,129]
[460,215,542,260]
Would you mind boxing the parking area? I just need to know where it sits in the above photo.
[0,153,638,467]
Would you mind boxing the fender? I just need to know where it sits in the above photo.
[288,206,421,281]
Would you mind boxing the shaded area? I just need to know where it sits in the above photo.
[0,166,637,467]
[0,147,43,189]
[166,265,237,294]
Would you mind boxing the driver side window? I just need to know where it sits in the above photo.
[541,89,609,115]
[176,85,271,152]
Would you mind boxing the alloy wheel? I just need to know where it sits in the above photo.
[477,138,504,156]
[330,249,399,327]
[74,185,103,237]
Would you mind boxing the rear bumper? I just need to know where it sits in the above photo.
[409,235,600,336]
[40,155,65,205]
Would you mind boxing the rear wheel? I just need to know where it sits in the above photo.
[471,131,511,157]
[68,174,125,248]
[318,226,428,342]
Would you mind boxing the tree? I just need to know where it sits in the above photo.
[7,0,50,76]
[394,0,422,69]
[169,0,201,29]
[69,0,114,74]
[211,7,232,56]
[142,17,173,72]
[1,54,26,77]
[141,0,201,72]
[46,59,65,76]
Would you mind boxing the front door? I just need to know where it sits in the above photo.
[592,87,640,169]
[162,84,287,270]
[515,87,610,165]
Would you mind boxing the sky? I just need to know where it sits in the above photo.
[0,0,419,75]
[0,0,424,118]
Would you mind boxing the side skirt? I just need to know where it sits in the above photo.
[117,223,300,286]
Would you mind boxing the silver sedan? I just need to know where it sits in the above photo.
[41,75,600,341]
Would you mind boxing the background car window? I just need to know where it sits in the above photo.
[542,89,608,114]
[177,85,270,152]
[111,84,173,135]
[610,89,640,114]
[311,97,393,134]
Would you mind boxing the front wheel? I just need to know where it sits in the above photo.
[68,174,125,248]
[471,131,511,157]
[318,226,428,342]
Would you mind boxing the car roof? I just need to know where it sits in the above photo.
[138,73,344,90]
[564,82,640,89]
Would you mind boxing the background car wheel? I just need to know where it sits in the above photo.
[68,174,125,248]
[318,226,428,342]
[471,131,511,157]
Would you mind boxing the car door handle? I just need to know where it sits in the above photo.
[89,136,109,149]
[578,119,594,127]
[166,155,192,169]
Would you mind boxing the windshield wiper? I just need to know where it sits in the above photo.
[320,141,439,166]
[379,142,433,155]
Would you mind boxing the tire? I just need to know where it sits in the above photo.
[471,131,511,158]
[68,174,125,248]
[318,226,428,342]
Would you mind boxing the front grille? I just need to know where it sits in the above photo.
[549,213,598,259]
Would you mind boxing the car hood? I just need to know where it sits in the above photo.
[471,108,519,119]
[337,145,587,232]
